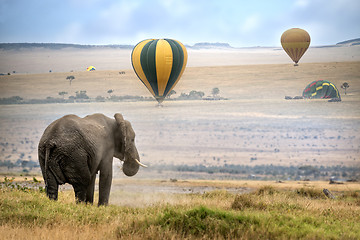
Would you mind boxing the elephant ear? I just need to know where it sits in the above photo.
[114,113,126,153]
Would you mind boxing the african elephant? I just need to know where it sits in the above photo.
[38,113,147,206]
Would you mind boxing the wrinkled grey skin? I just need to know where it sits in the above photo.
[38,113,141,206]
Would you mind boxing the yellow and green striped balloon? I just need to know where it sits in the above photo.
[131,39,188,103]
[302,80,340,99]
[281,28,310,66]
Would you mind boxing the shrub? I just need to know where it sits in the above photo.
[203,189,233,199]
[256,185,277,195]
[155,206,260,239]
[295,188,325,199]
[231,193,267,211]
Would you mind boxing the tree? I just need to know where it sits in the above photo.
[95,96,105,102]
[299,165,320,178]
[341,82,349,95]
[189,90,204,99]
[75,90,89,99]
[167,90,176,99]
[178,90,205,100]
[58,91,68,99]
[107,89,114,97]
[212,87,220,98]
[66,75,75,85]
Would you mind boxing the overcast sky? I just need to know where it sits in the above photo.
[1,0,359,47]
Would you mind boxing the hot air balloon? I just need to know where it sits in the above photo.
[281,28,310,66]
[86,66,96,71]
[302,80,340,100]
[131,39,187,104]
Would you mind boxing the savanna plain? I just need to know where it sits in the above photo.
[0,45,360,239]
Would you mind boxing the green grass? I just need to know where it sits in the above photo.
[1,181,360,240]
[0,189,122,226]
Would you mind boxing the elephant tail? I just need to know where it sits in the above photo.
[45,146,67,185]
[44,147,49,183]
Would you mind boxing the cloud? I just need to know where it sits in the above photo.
[294,0,309,8]
[158,0,192,17]
[286,0,360,45]
[56,22,84,43]
[99,1,140,23]
[1,0,359,46]
[240,14,261,33]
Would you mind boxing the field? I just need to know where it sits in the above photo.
[1,178,360,239]
[0,45,360,239]
[1,58,360,170]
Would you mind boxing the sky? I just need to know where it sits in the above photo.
[0,0,359,47]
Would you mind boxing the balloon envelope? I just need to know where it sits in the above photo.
[131,39,187,103]
[302,80,340,99]
[86,66,96,71]
[281,28,310,65]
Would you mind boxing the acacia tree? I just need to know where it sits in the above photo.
[66,76,75,85]
[212,87,220,98]
[58,91,68,99]
[75,90,89,99]
[341,82,349,95]
[107,89,114,98]
[167,90,176,99]
[189,90,204,99]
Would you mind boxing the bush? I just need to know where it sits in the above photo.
[295,188,325,199]
[202,189,233,199]
[231,193,267,211]
[256,185,277,195]
[155,206,260,239]
[0,96,23,104]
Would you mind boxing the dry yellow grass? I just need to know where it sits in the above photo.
[6,176,359,207]
[1,62,360,101]
[0,225,117,240]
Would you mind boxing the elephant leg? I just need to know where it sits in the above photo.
[46,170,59,201]
[85,174,97,204]
[73,184,87,203]
[98,163,113,206]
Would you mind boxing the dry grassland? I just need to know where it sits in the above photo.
[1,61,360,169]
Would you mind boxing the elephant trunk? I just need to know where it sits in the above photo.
[122,158,140,177]
[122,149,147,176]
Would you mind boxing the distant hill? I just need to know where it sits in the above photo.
[0,42,235,50]
[336,38,360,46]
[1,38,359,51]
[189,42,233,49]
[0,43,133,50]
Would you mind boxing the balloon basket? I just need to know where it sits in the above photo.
[156,102,164,108]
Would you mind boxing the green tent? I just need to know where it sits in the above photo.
[302,80,340,99]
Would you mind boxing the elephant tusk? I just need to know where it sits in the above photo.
[135,159,148,168]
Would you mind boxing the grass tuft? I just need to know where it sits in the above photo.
[256,185,278,195]
[295,187,326,199]
[202,189,234,199]
[231,193,267,210]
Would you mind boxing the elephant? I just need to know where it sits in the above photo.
[38,113,147,206]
